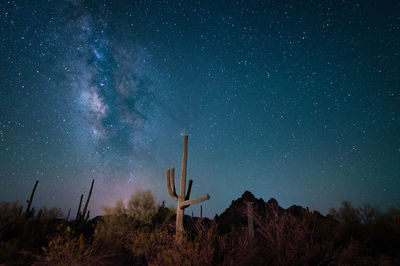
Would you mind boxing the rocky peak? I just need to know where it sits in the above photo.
[215,191,283,233]
[215,191,331,234]
[240,190,257,202]
[266,198,279,208]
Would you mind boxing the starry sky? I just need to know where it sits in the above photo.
[0,0,399,218]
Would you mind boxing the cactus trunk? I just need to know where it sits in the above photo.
[25,180,39,218]
[76,194,83,221]
[82,179,94,220]
[166,135,210,238]
[247,202,254,246]
[176,205,184,235]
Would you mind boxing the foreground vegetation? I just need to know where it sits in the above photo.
[1,190,400,265]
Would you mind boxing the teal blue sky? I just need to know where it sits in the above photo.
[0,0,399,218]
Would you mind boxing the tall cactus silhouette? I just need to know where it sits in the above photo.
[247,202,254,246]
[82,179,94,219]
[75,179,94,224]
[25,180,39,219]
[166,135,210,237]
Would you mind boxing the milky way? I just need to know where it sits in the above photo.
[0,0,399,217]
[62,6,159,157]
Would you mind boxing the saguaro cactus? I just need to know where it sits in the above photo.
[247,202,254,246]
[166,135,210,237]
[82,179,94,219]
[75,179,95,224]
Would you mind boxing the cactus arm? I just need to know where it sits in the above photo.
[85,210,90,222]
[185,179,193,200]
[166,169,171,192]
[170,168,177,197]
[66,208,71,221]
[166,169,178,200]
[28,207,36,218]
[181,194,210,208]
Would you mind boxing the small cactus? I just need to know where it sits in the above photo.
[166,135,210,238]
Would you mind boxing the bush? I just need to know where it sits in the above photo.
[150,221,216,266]
[37,207,64,221]
[127,190,157,224]
[94,190,217,265]
[94,190,171,262]
[255,208,337,265]
[39,226,97,265]
[94,190,159,251]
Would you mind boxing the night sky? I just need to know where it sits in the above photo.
[1,0,399,218]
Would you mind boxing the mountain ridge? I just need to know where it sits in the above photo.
[215,190,330,234]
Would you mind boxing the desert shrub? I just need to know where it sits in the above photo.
[150,220,216,266]
[332,238,399,265]
[385,206,400,234]
[37,207,64,220]
[0,201,23,220]
[330,201,381,226]
[0,202,23,238]
[152,201,175,227]
[93,190,173,261]
[94,190,158,248]
[124,226,169,261]
[127,190,157,224]
[94,199,134,252]
[0,201,66,263]
[0,201,25,238]
[249,207,338,265]
[39,225,97,265]
[329,201,361,225]
[0,238,19,262]
[216,227,257,266]
[358,204,380,225]
[325,202,400,262]
[94,213,168,264]
[99,190,158,225]
[95,193,216,266]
